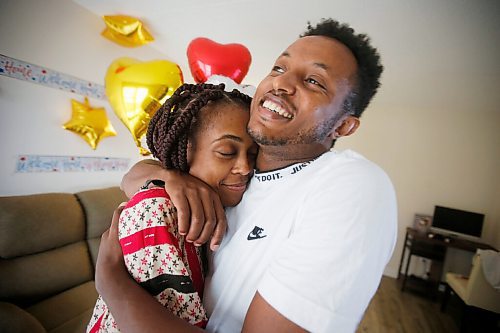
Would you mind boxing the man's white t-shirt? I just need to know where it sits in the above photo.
[203,149,397,332]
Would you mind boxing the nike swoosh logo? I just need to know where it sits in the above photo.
[247,226,267,240]
[247,233,267,240]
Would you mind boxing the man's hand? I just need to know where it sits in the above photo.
[121,159,227,251]
[95,203,127,297]
[162,170,227,251]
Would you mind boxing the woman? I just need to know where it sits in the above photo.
[88,83,257,332]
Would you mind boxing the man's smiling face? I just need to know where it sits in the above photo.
[248,35,358,147]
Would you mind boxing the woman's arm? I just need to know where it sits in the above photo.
[121,159,226,251]
[95,205,204,333]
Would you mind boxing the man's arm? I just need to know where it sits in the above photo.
[97,207,306,333]
[121,159,226,251]
[242,293,307,332]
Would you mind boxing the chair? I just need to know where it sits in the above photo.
[441,252,500,332]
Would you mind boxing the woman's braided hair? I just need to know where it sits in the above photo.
[146,83,252,172]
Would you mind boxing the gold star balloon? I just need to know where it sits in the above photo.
[63,97,117,150]
[102,15,154,47]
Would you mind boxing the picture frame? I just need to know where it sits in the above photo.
[413,214,432,234]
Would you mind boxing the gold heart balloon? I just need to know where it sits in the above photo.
[105,57,183,155]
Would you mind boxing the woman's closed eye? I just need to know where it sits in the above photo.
[216,151,236,158]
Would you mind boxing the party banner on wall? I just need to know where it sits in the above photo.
[0,54,106,100]
[16,155,130,173]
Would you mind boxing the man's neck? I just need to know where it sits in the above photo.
[256,144,329,172]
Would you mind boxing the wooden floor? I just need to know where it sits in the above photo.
[356,276,459,333]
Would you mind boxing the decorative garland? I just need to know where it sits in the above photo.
[16,155,130,173]
[0,54,106,100]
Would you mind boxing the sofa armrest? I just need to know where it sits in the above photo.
[0,302,46,333]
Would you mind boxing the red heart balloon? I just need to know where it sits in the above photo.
[187,37,251,84]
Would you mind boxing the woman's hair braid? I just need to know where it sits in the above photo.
[146,83,252,172]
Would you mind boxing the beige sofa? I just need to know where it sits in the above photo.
[0,186,128,333]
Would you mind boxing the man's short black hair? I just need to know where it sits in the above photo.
[301,18,383,117]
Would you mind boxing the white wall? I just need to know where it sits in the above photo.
[337,106,500,277]
[334,0,500,274]
[1,0,499,278]
[0,0,170,195]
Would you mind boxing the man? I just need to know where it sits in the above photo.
[96,18,397,332]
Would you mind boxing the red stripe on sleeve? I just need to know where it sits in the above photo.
[120,226,180,255]
[125,187,171,208]
[185,243,204,297]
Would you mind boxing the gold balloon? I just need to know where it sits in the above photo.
[105,57,183,155]
[63,97,117,150]
[102,15,154,47]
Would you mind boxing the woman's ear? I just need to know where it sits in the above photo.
[330,116,360,139]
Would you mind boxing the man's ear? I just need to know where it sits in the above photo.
[330,116,360,139]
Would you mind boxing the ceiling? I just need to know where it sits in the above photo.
[72,0,500,111]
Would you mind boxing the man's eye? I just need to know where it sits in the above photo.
[306,78,325,89]
[272,66,284,74]
[306,78,319,85]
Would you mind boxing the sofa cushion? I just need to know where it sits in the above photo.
[0,302,46,333]
[50,311,94,333]
[76,187,127,266]
[0,186,127,332]
[0,241,93,306]
[26,281,98,333]
[0,193,85,259]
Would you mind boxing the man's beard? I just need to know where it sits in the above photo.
[247,114,339,147]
